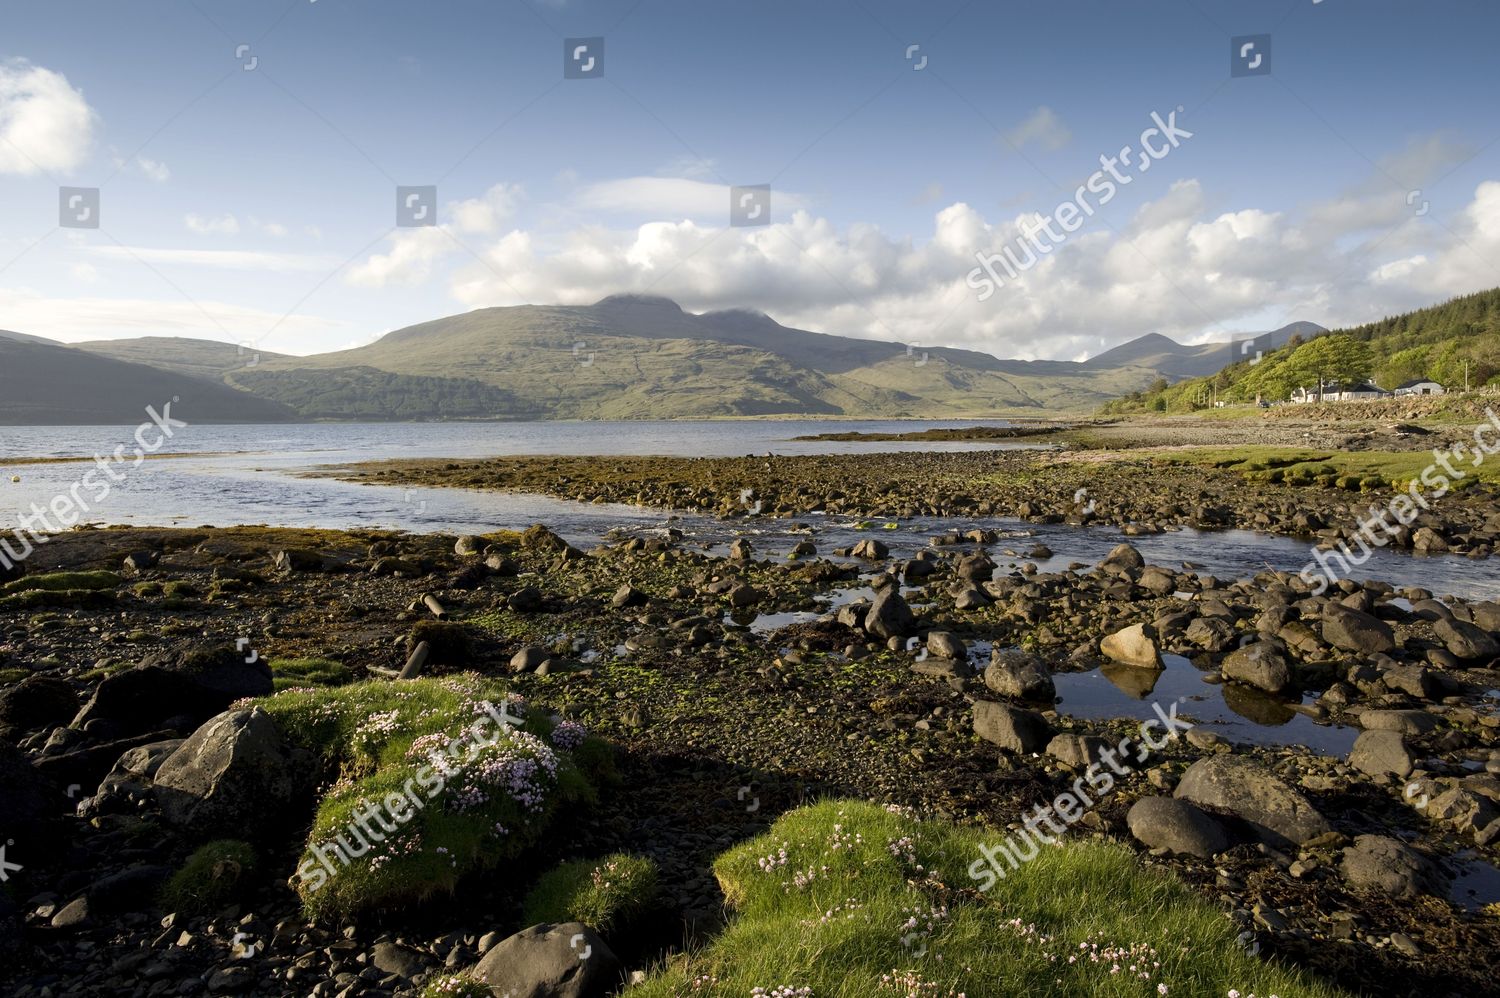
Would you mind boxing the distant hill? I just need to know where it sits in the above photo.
[75,337,290,381]
[1081,322,1325,379]
[1104,289,1500,413]
[0,298,1331,421]
[0,329,59,346]
[0,337,295,426]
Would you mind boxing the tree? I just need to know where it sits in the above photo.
[1280,335,1373,400]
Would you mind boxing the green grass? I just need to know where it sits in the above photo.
[1,570,121,593]
[625,800,1346,998]
[161,840,257,914]
[270,657,355,691]
[522,853,659,934]
[250,675,611,920]
[0,667,32,685]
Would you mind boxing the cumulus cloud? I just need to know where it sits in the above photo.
[0,59,95,175]
[345,157,1500,360]
[1005,106,1071,152]
[186,212,241,236]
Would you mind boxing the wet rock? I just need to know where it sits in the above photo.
[1175,755,1332,849]
[1341,835,1440,897]
[473,922,620,998]
[729,539,753,561]
[864,589,914,640]
[1098,543,1145,578]
[953,587,992,610]
[983,649,1055,702]
[1433,617,1499,661]
[1220,642,1293,694]
[271,548,328,573]
[727,584,761,608]
[1126,797,1229,859]
[1100,623,1162,669]
[955,553,995,582]
[154,707,312,841]
[851,538,888,560]
[1348,730,1414,778]
[972,700,1050,754]
[1321,604,1395,655]
[455,535,484,557]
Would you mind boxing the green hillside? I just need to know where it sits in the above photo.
[1103,288,1500,414]
[75,337,290,381]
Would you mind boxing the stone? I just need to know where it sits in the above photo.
[0,675,79,733]
[1341,835,1440,897]
[1220,641,1293,694]
[1321,604,1395,655]
[472,922,620,998]
[864,589,915,640]
[154,708,311,840]
[1100,623,1162,669]
[983,649,1055,701]
[1358,709,1440,736]
[611,584,649,609]
[72,643,273,736]
[454,535,484,557]
[926,632,966,660]
[851,538,888,560]
[727,584,761,608]
[1098,543,1145,577]
[1126,797,1229,859]
[371,941,431,980]
[1433,617,1499,660]
[1185,616,1236,652]
[972,700,1050,754]
[1175,755,1332,849]
[508,586,544,612]
[1045,733,1108,770]
[1348,729,1414,778]
[510,646,550,673]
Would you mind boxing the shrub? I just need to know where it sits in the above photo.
[161,840,257,914]
[523,853,659,934]
[624,800,1348,998]
[248,675,608,920]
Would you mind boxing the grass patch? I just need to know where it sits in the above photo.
[270,657,354,691]
[0,668,32,685]
[161,840,257,914]
[625,800,1346,998]
[249,675,611,920]
[419,975,492,998]
[1149,445,1500,492]
[522,853,659,934]
[2,571,121,593]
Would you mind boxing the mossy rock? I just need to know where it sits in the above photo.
[161,840,257,914]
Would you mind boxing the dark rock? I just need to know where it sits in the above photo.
[1175,755,1332,849]
[508,586,544,612]
[851,538,888,560]
[1342,835,1441,897]
[864,589,914,640]
[1348,730,1414,778]
[972,700,1050,754]
[472,922,620,998]
[611,584,649,609]
[983,649,1055,701]
[72,643,272,736]
[1220,642,1293,694]
[1321,604,1395,655]
[0,675,79,733]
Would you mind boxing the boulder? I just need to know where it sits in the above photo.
[1348,730,1414,778]
[926,632,966,660]
[1358,709,1440,736]
[972,700,1050,754]
[983,649,1055,702]
[1185,616,1236,652]
[1341,835,1440,897]
[611,584,649,609]
[864,589,915,640]
[728,539,753,561]
[1175,755,1332,849]
[85,738,184,816]
[0,742,56,849]
[472,922,620,998]
[1100,623,1162,669]
[454,535,484,557]
[851,538,888,560]
[1321,604,1395,655]
[0,675,79,734]
[1220,642,1294,695]
[522,524,574,555]
[271,548,328,573]
[510,646,550,673]
[508,586,544,612]
[1126,797,1229,859]
[72,644,272,736]
[1432,617,1499,661]
[1045,733,1108,770]
[153,708,311,840]
[1098,543,1145,577]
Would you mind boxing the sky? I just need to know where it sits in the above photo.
[1,0,1498,362]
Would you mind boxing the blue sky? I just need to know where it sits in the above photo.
[2,0,1497,361]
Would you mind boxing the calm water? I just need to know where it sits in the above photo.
[0,420,1497,600]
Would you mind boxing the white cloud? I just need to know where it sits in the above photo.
[136,155,170,182]
[573,176,808,220]
[345,227,452,287]
[0,59,95,175]
[451,183,521,235]
[0,287,341,349]
[1005,106,1071,152]
[185,212,241,236]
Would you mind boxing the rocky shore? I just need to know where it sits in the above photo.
[0,512,1496,996]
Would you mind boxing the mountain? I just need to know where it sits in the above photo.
[218,295,1189,419]
[75,337,290,381]
[2,298,1328,421]
[0,337,296,426]
[1081,322,1326,378]
[0,329,59,346]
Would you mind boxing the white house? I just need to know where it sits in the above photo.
[1290,382,1388,403]
[1394,379,1445,397]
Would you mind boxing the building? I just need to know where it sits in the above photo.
[1290,382,1389,403]
[1394,379,1446,396]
